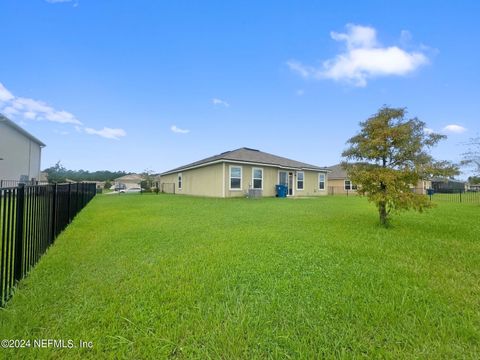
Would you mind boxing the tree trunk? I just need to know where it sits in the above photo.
[379,201,388,226]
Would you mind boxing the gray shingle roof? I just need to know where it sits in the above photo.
[326,164,348,179]
[161,147,329,175]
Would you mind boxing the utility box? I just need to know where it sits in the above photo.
[248,188,262,198]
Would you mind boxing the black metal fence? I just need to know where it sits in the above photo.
[0,182,96,306]
[428,189,480,204]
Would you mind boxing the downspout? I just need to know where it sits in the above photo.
[28,140,32,179]
[222,162,226,198]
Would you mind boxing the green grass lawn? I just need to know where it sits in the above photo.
[1,194,479,359]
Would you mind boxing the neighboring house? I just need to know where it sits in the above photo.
[468,183,480,192]
[113,174,144,190]
[431,177,467,193]
[0,114,45,182]
[159,147,330,198]
[412,179,432,195]
[327,163,431,195]
[326,164,357,195]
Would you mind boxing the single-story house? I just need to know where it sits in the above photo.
[113,174,144,190]
[326,164,358,195]
[0,114,45,183]
[468,183,480,192]
[159,147,330,198]
[327,163,432,195]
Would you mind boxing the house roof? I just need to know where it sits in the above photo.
[430,177,466,184]
[160,147,329,176]
[0,114,46,147]
[326,164,348,180]
[114,173,145,182]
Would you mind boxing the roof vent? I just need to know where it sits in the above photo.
[243,147,259,152]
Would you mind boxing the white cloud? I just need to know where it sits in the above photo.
[443,124,467,134]
[287,24,429,87]
[54,129,69,135]
[1,82,126,140]
[84,127,127,140]
[423,127,434,134]
[0,82,81,125]
[170,125,190,134]
[286,61,312,78]
[0,83,14,102]
[212,98,230,107]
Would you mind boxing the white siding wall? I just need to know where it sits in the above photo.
[0,122,42,181]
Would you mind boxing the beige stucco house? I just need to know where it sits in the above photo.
[113,173,145,190]
[327,163,432,195]
[0,114,45,183]
[326,164,358,195]
[160,147,330,198]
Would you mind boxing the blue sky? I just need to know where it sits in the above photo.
[0,1,479,178]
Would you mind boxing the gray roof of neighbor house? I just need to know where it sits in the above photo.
[114,174,145,182]
[326,164,348,180]
[430,177,466,184]
[161,147,329,176]
[0,114,46,146]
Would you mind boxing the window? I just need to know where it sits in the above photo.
[345,180,357,190]
[297,171,304,190]
[344,180,351,190]
[319,173,325,190]
[178,173,182,190]
[230,166,242,190]
[252,167,263,189]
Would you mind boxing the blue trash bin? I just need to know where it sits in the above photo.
[276,184,287,198]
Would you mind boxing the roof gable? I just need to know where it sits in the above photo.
[0,114,46,147]
[327,164,348,179]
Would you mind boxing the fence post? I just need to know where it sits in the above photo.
[67,183,72,222]
[14,184,25,282]
[459,191,462,203]
[51,183,57,242]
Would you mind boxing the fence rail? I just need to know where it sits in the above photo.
[328,186,358,196]
[0,182,96,306]
[0,180,49,188]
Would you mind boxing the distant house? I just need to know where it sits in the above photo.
[0,114,45,183]
[468,183,480,192]
[431,177,467,193]
[326,164,357,195]
[160,147,330,197]
[113,174,144,190]
[412,179,432,195]
[327,163,431,195]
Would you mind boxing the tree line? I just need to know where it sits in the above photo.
[43,162,129,184]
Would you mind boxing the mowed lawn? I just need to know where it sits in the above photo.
[0,194,479,359]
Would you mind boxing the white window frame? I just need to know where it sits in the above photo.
[318,173,326,190]
[251,167,263,190]
[178,173,182,190]
[229,165,243,191]
[296,171,304,191]
[344,180,351,191]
